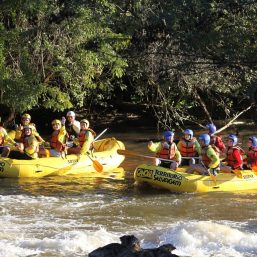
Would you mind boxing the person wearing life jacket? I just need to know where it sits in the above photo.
[0,117,19,157]
[8,125,39,160]
[67,119,96,155]
[15,113,45,144]
[177,129,201,165]
[63,111,80,142]
[220,134,244,172]
[206,123,226,154]
[48,119,68,157]
[187,134,220,176]
[148,131,181,170]
[244,136,257,170]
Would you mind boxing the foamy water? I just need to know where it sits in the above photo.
[0,189,257,257]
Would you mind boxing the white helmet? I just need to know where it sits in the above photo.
[66,111,75,117]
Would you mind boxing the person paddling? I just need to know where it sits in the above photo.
[148,131,181,170]
[177,129,201,165]
[187,133,220,176]
[67,119,96,155]
[220,134,244,172]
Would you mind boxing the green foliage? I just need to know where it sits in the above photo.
[0,0,256,126]
[0,0,130,115]
[120,0,257,127]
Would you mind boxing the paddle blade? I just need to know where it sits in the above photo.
[233,169,242,178]
[207,170,217,185]
[92,159,103,173]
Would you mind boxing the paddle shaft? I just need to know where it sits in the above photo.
[117,149,176,163]
[84,128,108,173]
[200,160,217,183]
[94,128,108,141]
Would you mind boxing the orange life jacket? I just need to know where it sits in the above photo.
[50,131,65,152]
[157,142,177,160]
[178,137,197,157]
[78,128,96,147]
[226,146,244,168]
[247,147,257,167]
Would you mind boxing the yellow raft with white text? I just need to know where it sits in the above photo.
[134,164,257,193]
[0,138,125,178]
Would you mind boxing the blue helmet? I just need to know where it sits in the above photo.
[199,134,210,145]
[228,134,238,146]
[249,136,257,147]
[206,123,216,135]
[184,129,193,138]
[163,131,174,140]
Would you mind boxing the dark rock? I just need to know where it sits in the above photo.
[88,235,179,257]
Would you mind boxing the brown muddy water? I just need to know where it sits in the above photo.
[0,129,257,257]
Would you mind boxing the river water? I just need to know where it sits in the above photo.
[0,130,257,257]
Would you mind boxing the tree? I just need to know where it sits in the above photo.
[0,0,130,120]
[119,0,257,130]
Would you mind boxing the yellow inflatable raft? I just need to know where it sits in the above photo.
[0,138,125,178]
[134,164,257,193]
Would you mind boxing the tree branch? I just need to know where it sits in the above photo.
[215,104,254,134]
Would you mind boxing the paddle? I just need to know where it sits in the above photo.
[85,128,108,173]
[117,149,176,163]
[200,160,217,184]
[86,153,103,172]
[94,128,108,141]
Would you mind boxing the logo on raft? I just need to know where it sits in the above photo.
[136,167,153,179]
[136,167,182,186]
[242,174,254,179]
[153,169,182,186]
[67,159,78,164]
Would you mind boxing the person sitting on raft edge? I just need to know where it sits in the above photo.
[206,123,226,155]
[39,119,68,158]
[15,113,45,144]
[187,133,220,176]
[177,128,201,166]
[8,125,39,160]
[148,130,181,170]
[64,111,80,144]
[244,136,257,170]
[0,117,19,157]
[220,134,244,173]
[67,119,96,155]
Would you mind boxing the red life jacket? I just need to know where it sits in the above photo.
[157,142,177,160]
[247,147,257,167]
[210,135,225,152]
[178,137,197,157]
[226,146,244,169]
[78,128,96,147]
[50,131,65,152]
